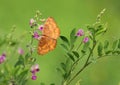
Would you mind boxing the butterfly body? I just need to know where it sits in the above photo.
[37,17,60,55]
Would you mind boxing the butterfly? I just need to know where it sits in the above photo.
[37,17,60,55]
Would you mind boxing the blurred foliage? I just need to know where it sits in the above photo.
[0,0,120,85]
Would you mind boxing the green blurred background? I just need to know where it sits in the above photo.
[0,0,120,85]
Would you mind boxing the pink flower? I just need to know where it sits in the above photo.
[31,64,40,73]
[29,19,35,27]
[31,75,37,80]
[33,32,39,39]
[0,53,6,64]
[34,64,40,72]
[83,37,89,43]
[29,19,37,28]
[38,25,44,31]
[18,48,24,55]
[76,29,84,36]
[30,64,40,80]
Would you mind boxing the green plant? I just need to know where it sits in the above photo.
[0,9,120,85]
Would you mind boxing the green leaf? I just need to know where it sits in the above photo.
[40,82,45,85]
[63,73,70,79]
[87,27,95,36]
[76,79,82,85]
[65,58,72,73]
[112,40,118,50]
[72,51,79,58]
[95,30,107,36]
[3,64,10,74]
[82,41,90,52]
[28,57,36,63]
[81,50,86,54]
[60,63,66,72]
[56,68,63,74]
[112,50,120,54]
[97,42,103,56]
[105,50,112,55]
[88,47,92,52]
[118,39,120,49]
[67,53,75,62]
[14,55,24,67]
[25,53,30,63]
[96,24,104,33]
[70,28,77,45]
[60,36,70,46]
[9,40,18,46]
[17,69,28,83]
[14,60,22,68]
[95,23,107,36]
[50,83,55,85]
[13,66,20,77]
[104,40,109,49]
[21,79,28,85]
[60,44,69,51]
[69,44,75,51]
[104,40,109,54]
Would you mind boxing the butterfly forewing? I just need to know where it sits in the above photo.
[42,17,60,39]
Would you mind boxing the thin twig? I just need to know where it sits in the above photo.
[67,40,96,85]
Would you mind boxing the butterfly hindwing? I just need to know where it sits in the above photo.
[38,36,56,55]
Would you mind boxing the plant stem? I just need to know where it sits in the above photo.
[71,54,85,71]
[76,38,83,51]
[84,41,96,66]
[67,40,96,85]
[66,62,91,85]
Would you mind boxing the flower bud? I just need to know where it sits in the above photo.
[38,25,44,31]
[31,75,37,80]
[33,32,39,39]
[76,29,84,36]
[83,37,89,43]
[0,53,6,64]
[18,48,24,55]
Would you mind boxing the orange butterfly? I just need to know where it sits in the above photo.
[37,17,60,55]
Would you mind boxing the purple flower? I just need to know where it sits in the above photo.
[76,29,84,36]
[34,64,40,72]
[33,32,39,39]
[30,64,40,80]
[83,37,89,43]
[0,53,6,64]
[29,18,35,27]
[31,75,37,80]
[38,25,44,31]
[18,48,24,55]
[31,64,40,73]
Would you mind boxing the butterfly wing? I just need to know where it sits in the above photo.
[38,36,56,55]
[42,17,60,39]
